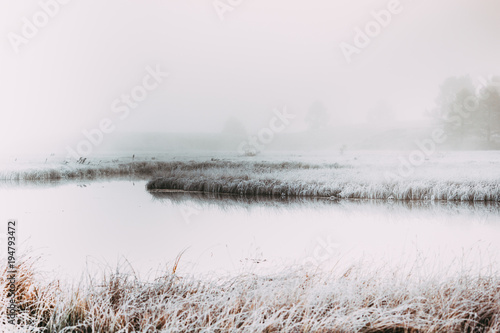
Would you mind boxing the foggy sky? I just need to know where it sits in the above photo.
[1,0,500,153]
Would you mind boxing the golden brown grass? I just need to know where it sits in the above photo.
[2,255,500,332]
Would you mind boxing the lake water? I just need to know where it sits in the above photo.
[1,179,500,280]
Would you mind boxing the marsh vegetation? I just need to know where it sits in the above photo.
[2,255,500,332]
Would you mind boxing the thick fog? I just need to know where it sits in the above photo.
[1,0,500,154]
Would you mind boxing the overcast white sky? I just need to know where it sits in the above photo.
[1,0,500,153]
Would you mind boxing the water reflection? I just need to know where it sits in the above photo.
[0,180,499,281]
[150,190,500,218]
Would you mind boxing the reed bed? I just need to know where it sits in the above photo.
[2,256,500,332]
[0,160,343,182]
[146,161,500,202]
[3,157,500,202]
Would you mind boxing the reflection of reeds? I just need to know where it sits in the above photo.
[2,256,500,332]
[150,191,500,216]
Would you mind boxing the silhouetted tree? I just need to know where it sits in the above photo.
[475,82,500,144]
[431,75,500,146]
[431,76,477,144]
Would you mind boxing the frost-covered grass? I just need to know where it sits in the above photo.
[2,255,500,332]
[3,151,500,201]
[0,161,186,181]
[0,157,343,182]
[146,159,500,202]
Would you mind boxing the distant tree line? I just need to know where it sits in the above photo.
[431,75,500,147]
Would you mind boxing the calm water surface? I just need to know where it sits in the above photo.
[1,180,499,280]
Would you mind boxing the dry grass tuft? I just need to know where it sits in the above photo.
[2,256,500,332]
